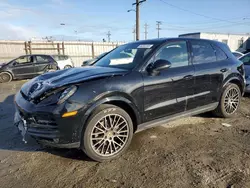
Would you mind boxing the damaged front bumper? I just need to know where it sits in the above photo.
[14,91,82,148]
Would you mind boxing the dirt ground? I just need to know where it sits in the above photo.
[1,81,250,188]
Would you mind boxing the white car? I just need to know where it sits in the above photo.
[52,55,74,70]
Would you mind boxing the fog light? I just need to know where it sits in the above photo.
[62,111,78,118]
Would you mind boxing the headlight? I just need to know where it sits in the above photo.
[57,85,77,104]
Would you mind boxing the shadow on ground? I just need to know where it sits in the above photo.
[0,86,93,162]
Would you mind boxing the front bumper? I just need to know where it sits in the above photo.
[14,91,82,148]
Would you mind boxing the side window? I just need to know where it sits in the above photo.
[155,41,189,68]
[35,55,52,63]
[191,40,216,64]
[14,56,32,64]
[211,44,228,61]
[240,54,250,65]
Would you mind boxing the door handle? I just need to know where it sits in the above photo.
[220,68,228,73]
[183,75,193,80]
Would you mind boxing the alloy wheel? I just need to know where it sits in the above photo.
[224,87,240,114]
[90,114,129,157]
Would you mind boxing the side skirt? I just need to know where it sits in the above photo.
[136,102,218,133]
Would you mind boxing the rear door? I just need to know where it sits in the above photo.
[11,55,35,79]
[187,40,228,110]
[34,55,56,75]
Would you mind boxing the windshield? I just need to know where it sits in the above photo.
[94,42,159,70]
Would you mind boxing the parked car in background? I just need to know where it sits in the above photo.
[82,52,108,66]
[232,51,244,59]
[0,55,58,83]
[52,55,74,69]
[239,52,250,93]
[14,38,245,162]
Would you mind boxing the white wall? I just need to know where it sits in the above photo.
[200,33,250,51]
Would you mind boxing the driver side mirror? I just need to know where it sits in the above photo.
[147,59,171,75]
[12,61,17,66]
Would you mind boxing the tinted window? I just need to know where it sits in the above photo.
[14,56,33,64]
[155,41,189,68]
[35,55,52,63]
[232,52,242,59]
[212,44,227,61]
[240,53,250,65]
[191,41,216,64]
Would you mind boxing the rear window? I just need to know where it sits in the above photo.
[53,55,68,61]
[191,40,216,64]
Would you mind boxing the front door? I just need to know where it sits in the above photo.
[11,55,35,79]
[143,40,195,122]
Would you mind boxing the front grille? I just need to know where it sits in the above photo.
[18,110,59,140]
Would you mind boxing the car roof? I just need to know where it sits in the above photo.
[128,37,226,46]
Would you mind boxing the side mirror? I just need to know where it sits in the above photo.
[12,61,17,66]
[147,59,171,75]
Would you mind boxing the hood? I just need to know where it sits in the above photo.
[0,62,7,68]
[21,66,128,100]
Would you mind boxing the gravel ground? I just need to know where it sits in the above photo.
[1,81,250,188]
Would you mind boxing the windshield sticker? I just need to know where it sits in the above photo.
[110,58,133,65]
[137,44,153,49]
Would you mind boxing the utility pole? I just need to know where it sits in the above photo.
[144,23,148,39]
[132,26,136,41]
[132,0,146,41]
[107,31,111,42]
[156,21,162,38]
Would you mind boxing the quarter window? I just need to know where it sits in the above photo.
[191,41,216,64]
[155,41,189,68]
[211,44,228,61]
[35,55,52,63]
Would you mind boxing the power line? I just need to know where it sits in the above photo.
[158,0,241,24]
[107,31,111,42]
[144,23,148,39]
[156,21,162,38]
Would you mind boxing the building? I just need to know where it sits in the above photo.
[179,32,250,53]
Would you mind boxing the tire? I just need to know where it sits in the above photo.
[81,104,134,162]
[213,83,241,118]
[0,72,12,83]
[64,65,72,69]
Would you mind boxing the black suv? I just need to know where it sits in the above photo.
[0,55,58,83]
[14,38,245,161]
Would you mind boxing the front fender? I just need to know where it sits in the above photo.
[82,95,141,124]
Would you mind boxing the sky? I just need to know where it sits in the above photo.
[0,0,250,42]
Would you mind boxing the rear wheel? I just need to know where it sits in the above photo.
[81,104,133,162]
[64,65,72,69]
[0,72,12,83]
[213,83,241,118]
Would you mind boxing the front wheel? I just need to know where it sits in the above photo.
[81,104,134,162]
[213,83,241,118]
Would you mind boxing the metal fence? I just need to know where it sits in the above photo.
[0,40,125,67]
